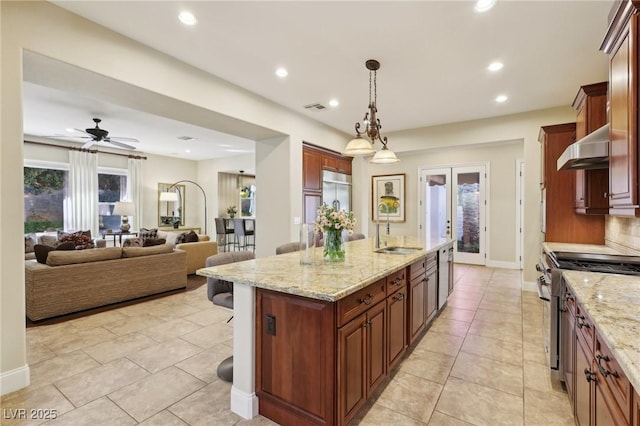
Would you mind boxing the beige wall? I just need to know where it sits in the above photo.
[1,1,348,393]
[355,107,577,283]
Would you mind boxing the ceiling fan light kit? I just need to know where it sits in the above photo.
[343,59,399,164]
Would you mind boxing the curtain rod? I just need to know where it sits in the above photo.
[24,140,147,160]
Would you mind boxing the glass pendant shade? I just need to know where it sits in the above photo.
[369,146,400,164]
[342,136,375,157]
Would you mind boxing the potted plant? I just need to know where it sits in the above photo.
[227,205,237,219]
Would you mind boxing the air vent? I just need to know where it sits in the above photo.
[177,136,196,141]
[304,103,326,111]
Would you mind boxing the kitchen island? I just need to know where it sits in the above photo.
[197,236,453,425]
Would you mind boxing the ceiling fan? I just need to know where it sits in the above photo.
[54,118,139,150]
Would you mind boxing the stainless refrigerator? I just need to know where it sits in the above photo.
[322,170,351,211]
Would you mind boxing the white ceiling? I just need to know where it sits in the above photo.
[24,1,614,159]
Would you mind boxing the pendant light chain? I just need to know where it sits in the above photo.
[369,69,373,106]
[373,69,377,106]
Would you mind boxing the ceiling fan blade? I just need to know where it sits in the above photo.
[109,136,139,143]
[73,128,92,136]
[105,139,136,150]
[81,140,98,149]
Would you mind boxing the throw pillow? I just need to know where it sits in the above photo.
[25,235,36,253]
[174,232,188,245]
[122,237,143,247]
[57,231,94,249]
[185,231,199,243]
[138,228,158,242]
[143,238,166,247]
[34,241,75,264]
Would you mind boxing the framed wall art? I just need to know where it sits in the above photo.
[371,173,405,222]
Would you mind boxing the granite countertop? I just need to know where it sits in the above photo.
[542,242,625,256]
[197,236,452,302]
[562,270,640,392]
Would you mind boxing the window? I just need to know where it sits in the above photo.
[98,172,127,231]
[24,166,68,233]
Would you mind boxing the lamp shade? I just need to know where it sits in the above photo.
[159,191,179,202]
[342,136,375,157]
[112,201,135,217]
[369,146,400,164]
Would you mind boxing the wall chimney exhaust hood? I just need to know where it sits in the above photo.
[557,124,609,171]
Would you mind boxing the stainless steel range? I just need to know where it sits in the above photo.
[536,250,640,380]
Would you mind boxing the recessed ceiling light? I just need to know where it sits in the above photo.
[475,0,497,12]
[65,128,75,133]
[185,149,191,153]
[495,94,508,103]
[178,11,197,26]
[275,68,288,78]
[488,61,504,71]
[329,99,339,107]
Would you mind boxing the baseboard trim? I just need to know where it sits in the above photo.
[522,280,538,293]
[231,385,259,419]
[1,364,30,396]
[486,260,520,269]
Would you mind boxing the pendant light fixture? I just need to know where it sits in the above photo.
[342,59,399,164]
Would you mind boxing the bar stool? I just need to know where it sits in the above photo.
[215,218,234,252]
[233,218,255,252]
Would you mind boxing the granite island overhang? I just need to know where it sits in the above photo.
[196,236,453,422]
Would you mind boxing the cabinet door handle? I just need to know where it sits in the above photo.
[596,354,619,378]
[392,277,403,286]
[584,368,596,382]
[393,292,405,301]
[358,294,374,305]
[576,315,590,329]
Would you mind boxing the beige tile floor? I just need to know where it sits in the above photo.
[1,265,573,425]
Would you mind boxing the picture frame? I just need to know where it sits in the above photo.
[372,173,406,222]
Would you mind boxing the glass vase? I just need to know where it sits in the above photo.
[323,229,345,262]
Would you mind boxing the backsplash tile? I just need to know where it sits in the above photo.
[605,216,640,255]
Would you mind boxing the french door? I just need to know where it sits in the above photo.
[421,165,486,265]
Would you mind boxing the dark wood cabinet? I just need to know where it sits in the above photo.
[562,282,634,426]
[386,286,406,371]
[633,388,640,426]
[572,82,609,214]
[561,282,576,412]
[408,254,438,346]
[425,267,438,324]
[602,2,640,216]
[539,123,605,244]
[302,143,352,223]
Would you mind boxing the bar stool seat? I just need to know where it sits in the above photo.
[215,218,234,252]
[233,218,255,252]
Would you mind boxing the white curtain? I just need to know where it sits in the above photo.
[127,157,143,230]
[65,150,98,235]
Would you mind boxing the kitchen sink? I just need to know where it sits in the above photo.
[374,246,422,255]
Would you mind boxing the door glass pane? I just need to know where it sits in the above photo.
[425,174,448,240]
[456,172,480,254]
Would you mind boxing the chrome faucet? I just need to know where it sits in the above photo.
[375,202,391,249]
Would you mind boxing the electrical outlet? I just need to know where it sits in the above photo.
[266,314,276,336]
[294,216,301,225]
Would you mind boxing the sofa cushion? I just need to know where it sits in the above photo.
[198,235,210,242]
[143,238,166,247]
[25,234,36,253]
[34,241,76,264]
[122,244,173,258]
[46,247,123,266]
[174,232,188,245]
[38,234,58,247]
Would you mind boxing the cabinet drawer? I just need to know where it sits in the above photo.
[563,286,577,317]
[409,258,426,281]
[575,303,595,354]
[337,278,386,327]
[595,331,632,424]
[386,269,407,296]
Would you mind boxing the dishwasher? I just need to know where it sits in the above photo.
[438,245,452,309]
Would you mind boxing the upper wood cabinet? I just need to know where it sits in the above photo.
[602,1,640,216]
[539,123,605,244]
[572,82,609,214]
[302,142,352,223]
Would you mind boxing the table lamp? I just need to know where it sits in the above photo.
[113,201,135,232]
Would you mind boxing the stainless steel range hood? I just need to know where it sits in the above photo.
[557,124,609,171]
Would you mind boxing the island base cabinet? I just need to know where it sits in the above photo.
[387,288,407,371]
[256,289,336,426]
[338,301,386,425]
[575,334,592,426]
[633,388,640,426]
